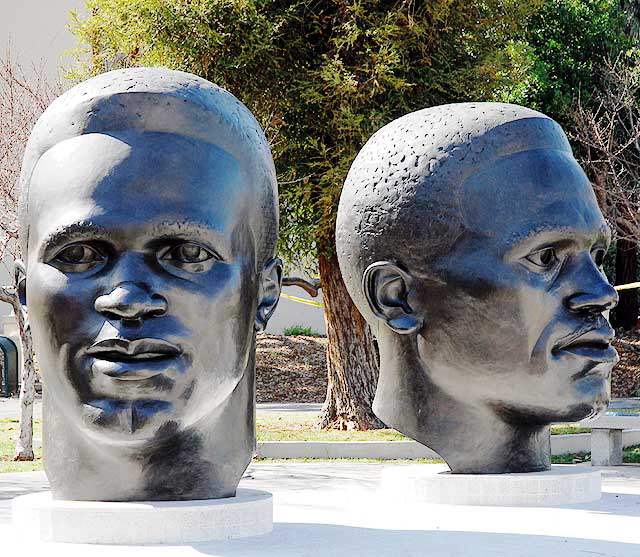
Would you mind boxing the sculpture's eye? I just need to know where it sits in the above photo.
[592,248,606,268]
[524,247,558,269]
[52,244,106,271]
[161,242,218,272]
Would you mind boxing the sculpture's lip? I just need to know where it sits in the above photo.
[87,338,182,361]
[553,324,617,364]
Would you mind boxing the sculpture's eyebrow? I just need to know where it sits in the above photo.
[39,219,232,259]
[149,220,232,257]
[149,219,225,240]
[506,222,611,255]
[39,222,111,257]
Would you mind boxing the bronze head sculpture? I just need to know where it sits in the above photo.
[17,67,282,500]
[336,103,618,474]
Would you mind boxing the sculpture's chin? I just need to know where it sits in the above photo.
[81,399,181,445]
[489,387,609,427]
[555,401,606,423]
[567,372,611,420]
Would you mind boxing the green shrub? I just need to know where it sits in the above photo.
[283,325,323,337]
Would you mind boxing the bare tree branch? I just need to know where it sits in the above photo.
[569,55,640,243]
[0,44,59,460]
[282,276,322,297]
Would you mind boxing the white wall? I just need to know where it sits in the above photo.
[267,280,327,336]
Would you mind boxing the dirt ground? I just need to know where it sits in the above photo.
[612,331,640,398]
[256,333,327,402]
[256,331,640,403]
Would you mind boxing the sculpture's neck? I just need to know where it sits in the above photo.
[373,331,550,474]
[43,351,255,501]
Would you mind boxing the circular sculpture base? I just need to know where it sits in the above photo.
[12,489,272,545]
[380,464,601,506]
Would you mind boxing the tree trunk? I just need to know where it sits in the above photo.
[612,238,638,331]
[0,285,36,460]
[317,252,383,430]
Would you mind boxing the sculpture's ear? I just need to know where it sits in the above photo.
[255,257,283,332]
[363,261,423,335]
[14,259,27,307]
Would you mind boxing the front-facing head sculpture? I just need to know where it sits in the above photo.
[17,67,282,500]
[337,103,618,474]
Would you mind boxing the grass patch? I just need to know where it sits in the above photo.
[551,444,640,464]
[551,451,591,464]
[550,425,591,435]
[0,419,43,473]
[256,413,590,442]
[256,412,407,441]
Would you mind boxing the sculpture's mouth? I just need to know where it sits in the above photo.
[87,338,182,380]
[553,324,617,365]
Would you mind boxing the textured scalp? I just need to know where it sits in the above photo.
[336,102,572,323]
[18,67,278,266]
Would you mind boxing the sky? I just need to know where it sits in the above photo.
[0,0,86,80]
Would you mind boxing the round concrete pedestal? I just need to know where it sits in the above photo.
[381,464,601,506]
[12,488,272,544]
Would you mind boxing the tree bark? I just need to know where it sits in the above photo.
[0,285,36,460]
[317,252,383,430]
[612,238,638,331]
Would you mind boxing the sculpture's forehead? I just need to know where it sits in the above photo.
[27,132,252,253]
[30,130,246,200]
[459,149,608,248]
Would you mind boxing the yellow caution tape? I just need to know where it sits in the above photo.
[282,282,640,304]
[615,282,640,291]
[280,293,324,308]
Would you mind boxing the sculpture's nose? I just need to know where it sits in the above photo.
[95,282,167,321]
[565,257,618,315]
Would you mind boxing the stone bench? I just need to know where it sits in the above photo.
[579,414,640,466]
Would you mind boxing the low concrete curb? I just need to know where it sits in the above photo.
[257,440,440,460]
[255,430,640,460]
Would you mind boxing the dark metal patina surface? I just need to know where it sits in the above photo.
[336,103,618,474]
[16,68,282,500]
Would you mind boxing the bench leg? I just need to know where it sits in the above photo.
[591,429,623,466]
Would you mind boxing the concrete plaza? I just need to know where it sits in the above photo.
[1,461,639,556]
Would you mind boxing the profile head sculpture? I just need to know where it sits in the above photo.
[337,103,618,474]
[17,67,282,500]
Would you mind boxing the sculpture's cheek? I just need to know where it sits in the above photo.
[176,259,257,426]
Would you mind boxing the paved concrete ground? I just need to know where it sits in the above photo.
[2,397,636,420]
[1,462,639,555]
[257,402,323,413]
[0,395,42,419]
[0,397,321,420]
